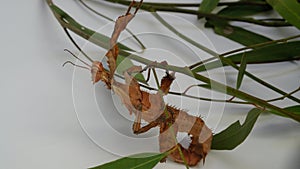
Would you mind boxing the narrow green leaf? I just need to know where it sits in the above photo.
[266,0,300,29]
[211,108,262,150]
[89,152,167,169]
[236,53,247,90]
[198,0,220,13]
[218,4,271,17]
[206,20,272,46]
[193,41,300,72]
[269,105,300,118]
[49,4,133,51]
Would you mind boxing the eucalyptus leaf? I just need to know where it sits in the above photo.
[49,4,133,51]
[198,0,220,13]
[266,0,300,29]
[193,41,300,72]
[218,4,271,17]
[269,105,300,118]
[211,108,262,150]
[206,20,272,46]
[89,152,167,169]
[236,53,247,90]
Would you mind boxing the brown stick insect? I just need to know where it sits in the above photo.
[64,0,212,166]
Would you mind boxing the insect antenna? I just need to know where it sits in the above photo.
[64,49,91,68]
[63,28,94,62]
[62,61,90,70]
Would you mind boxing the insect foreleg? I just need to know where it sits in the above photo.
[133,114,159,134]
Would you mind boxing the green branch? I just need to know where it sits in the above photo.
[45,0,300,122]
[151,12,300,104]
[46,0,132,51]
[93,0,268,8]
[103,0,290,27]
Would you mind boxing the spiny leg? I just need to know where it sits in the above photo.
[123,62,175,135]
[136,61,176,89]
[122,66,158,134]
[106,1,143,82]
[133,114,159,134]
[142,61,175,94]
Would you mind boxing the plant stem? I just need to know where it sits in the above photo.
[139,83,251,105]
[90,0,268,8]
[267,87,300,102]
[103,0,290,27]
[217,55,300,104]
[220,34,300,57]
[69,1,297,105]
[151,12,300,104]
[124,53,300,121]
[78,0,146,49]
[152,12,219,58]
[189,57,217,70]
[46,0,300,122]
[46,0,132,51]
[189,34,300,69]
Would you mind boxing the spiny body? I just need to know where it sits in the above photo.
[92,60,212,166]
[87,1,212,166]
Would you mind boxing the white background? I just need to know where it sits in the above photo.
[0,0,300,169]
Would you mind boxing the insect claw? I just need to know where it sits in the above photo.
[134,0,143,14]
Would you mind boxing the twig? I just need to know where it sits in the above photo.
[46,0,300,122]
[103,0,291,27]
[151,12,300,104]
[189,34,300,69]
[267,87,300,102]
[220,34,300,57]
[90,0,269,8]
[78,0,146,49]
[152,12,219,58]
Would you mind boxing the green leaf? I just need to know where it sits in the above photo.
[211,108,262,150]
[266,0,300,29]
[218,4,271,17]
[236,53,247,90]
[198,0,220,13]
[193,41,300,72]
[89,152,167,169]
[49,4,133,51]
[206,20,272,46]
[269,105,300,118]
[116,55,147,84]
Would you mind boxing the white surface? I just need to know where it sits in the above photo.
[0,0,300,169]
